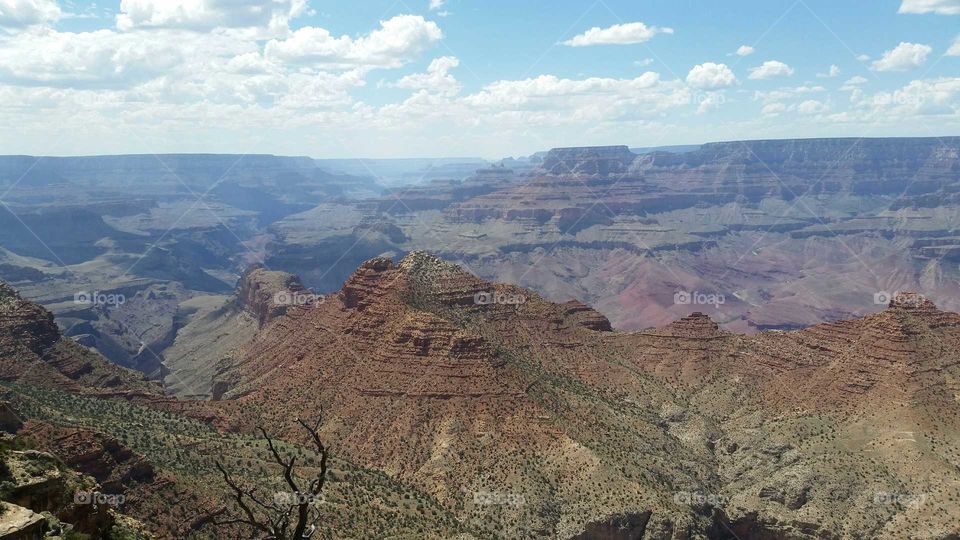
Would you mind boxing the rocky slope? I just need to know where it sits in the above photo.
[159,266,316,399]
[0,422,154,539]
[0,281,157,396]
[213,252,960,539]
[2,252,959,538]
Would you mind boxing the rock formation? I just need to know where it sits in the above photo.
[211,252,960,539]
[0,281,156,395]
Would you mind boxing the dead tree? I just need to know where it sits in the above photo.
[212,417,329,539]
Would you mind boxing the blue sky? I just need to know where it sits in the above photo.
[1,0,959,158]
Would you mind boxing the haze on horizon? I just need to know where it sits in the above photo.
[0,0,958,159]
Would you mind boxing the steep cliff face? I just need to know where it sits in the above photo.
[234,266,311,327]
[0,280,156,395]
[632,137,960,198]
[0,282,60,358]
[540,145,637,175]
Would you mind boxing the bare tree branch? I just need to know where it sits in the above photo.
[208,416,330,539]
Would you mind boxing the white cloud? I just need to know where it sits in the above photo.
[797,99,829,114]
[265,15,442,69]
[0,0,61,28]
[857,54,871,62]
[849,77,960,117]
[753,85,825,104]
[696,92,725,114]
[390,55,460,95]
[562,21,673,47]
[947,36,960,56]
[817,64,841,78]
[761,102,787,116]
[0,27,204,87]
[736,45,755,56]
[686,62,736,89]
[871,42,932,71]
[748,60,795,80]
[116,0,308,32]
[458,73,691,121]
[634,58,654,67]
[429,0,444,10]
[898,0,960,15]
[841,75,869,91]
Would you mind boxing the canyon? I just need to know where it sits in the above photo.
[0,137,958,538]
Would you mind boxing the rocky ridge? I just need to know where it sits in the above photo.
[213,252,960,539]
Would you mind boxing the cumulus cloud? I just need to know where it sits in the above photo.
[562,21,673,47]
[840,75,869,91]
[761,102,787,116]
[797,99,829,114]
[735,45,755,56]
[695,92,725,114]
[686,62,736,89]
[947,36,960,56]
[753,85,825,104]
[849,77,960,117]
[0,0,61,28]
[429,0,444,10]
[0,27,200,87]
[748,60,795,80]
[390,55,460,95]
[116,0,309,32]
[265,15,442,69]
[817,64,841,78]
[898,0,960,14]
[459,73,690,121]
[871,42,932,71]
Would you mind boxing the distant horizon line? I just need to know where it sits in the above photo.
[1,134,957,161]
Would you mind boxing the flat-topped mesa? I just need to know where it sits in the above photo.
[235,266,309,327]
[631,137,960,198]
[540,145,637,176]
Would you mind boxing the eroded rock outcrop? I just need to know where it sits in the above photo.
[235,266,311,327]
[0,280,156,395]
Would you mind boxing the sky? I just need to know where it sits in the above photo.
[0,0,958,158]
